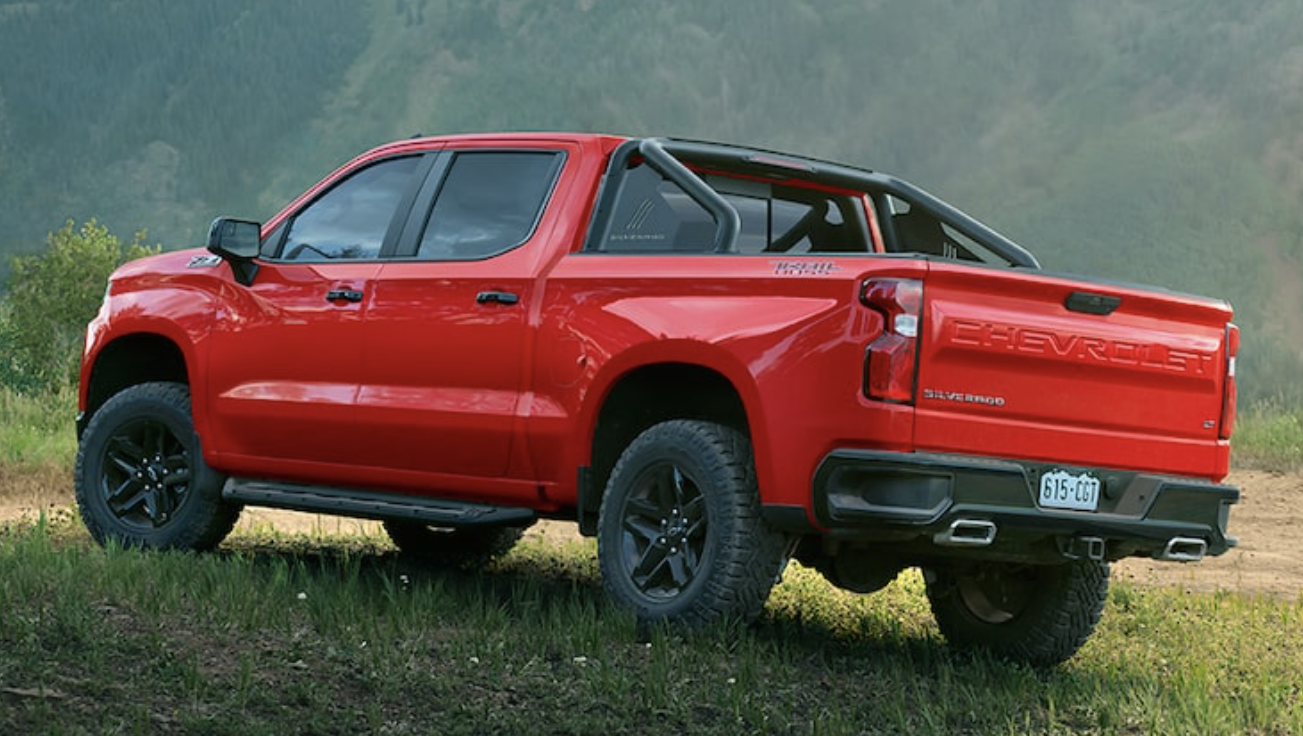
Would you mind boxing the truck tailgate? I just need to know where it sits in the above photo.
[913,263,1234,480]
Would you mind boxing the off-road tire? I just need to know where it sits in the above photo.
[924,558,1109,666]
[597,420,788,626]
[75,382,239,550]
[383,521,529,569]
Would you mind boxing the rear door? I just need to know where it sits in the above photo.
[913,261,1234,478]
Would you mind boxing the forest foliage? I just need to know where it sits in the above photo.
[0,220,156,392]
[1,0,1302,403]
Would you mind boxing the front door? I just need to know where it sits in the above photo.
[206,154,427,473]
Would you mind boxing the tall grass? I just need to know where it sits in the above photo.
[1,516,1300,735]
[0,385,77,469]
[1234,399,1303,472]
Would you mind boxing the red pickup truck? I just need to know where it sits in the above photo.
[75,133,1239,664]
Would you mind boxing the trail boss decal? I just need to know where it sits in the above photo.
[771,260,841,276]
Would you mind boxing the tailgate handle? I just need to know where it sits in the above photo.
[1065,291,1121,316]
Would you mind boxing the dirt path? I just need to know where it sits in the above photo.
[1112,469,1301,599]
[2,467,1297,599]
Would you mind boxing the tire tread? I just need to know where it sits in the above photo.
[926,558,1109,666]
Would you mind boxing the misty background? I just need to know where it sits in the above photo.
[1,0,1300,405]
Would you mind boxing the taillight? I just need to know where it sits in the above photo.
[862,278,923,403]
[1220,322,1238,439]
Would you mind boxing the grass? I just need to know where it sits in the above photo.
[0,385,77,469]
[1,514,1301,736]
[1234,401,1303,472]
[1,389,1301,733]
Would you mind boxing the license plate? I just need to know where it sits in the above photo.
[1038,470,1101,511]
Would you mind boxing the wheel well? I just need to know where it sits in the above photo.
[85,334,188,424]
[581,363,749,533]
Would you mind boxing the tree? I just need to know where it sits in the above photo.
[0,220,158,392]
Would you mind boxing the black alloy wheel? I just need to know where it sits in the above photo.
[98,415,193,532]
[617,461,709,602]
[597,420,788,626]
[75,382,238,550]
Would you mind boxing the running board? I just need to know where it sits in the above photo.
[222,479,537,527]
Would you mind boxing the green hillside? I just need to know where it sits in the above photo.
[2,0,1302,403]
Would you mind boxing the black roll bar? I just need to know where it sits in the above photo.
[585,136,1040,268]
[637,138,741,253]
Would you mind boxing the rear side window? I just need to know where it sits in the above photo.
[597,163,715,252]
[885,195,1005,265]
[416,151,562,260]
[276,156,421,261]
[593,162,869,254]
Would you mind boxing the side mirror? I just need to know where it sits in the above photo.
[206,217,261,286]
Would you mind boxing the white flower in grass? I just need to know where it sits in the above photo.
[296,592,307,601]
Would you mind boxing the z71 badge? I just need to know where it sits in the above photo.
[187,255,222,268]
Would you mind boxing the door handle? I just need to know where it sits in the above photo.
[476,291,520,305]
[325,289,364,303]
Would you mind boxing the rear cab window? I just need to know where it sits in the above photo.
[585,141,1033,269]
[592,160,874,255]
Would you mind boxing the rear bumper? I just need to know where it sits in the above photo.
[797,449,1238,563]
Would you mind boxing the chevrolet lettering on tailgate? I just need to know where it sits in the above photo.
[946,319,1217,376]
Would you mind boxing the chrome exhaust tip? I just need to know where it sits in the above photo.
[1157,536,1207,562]
[933,519,997,547]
